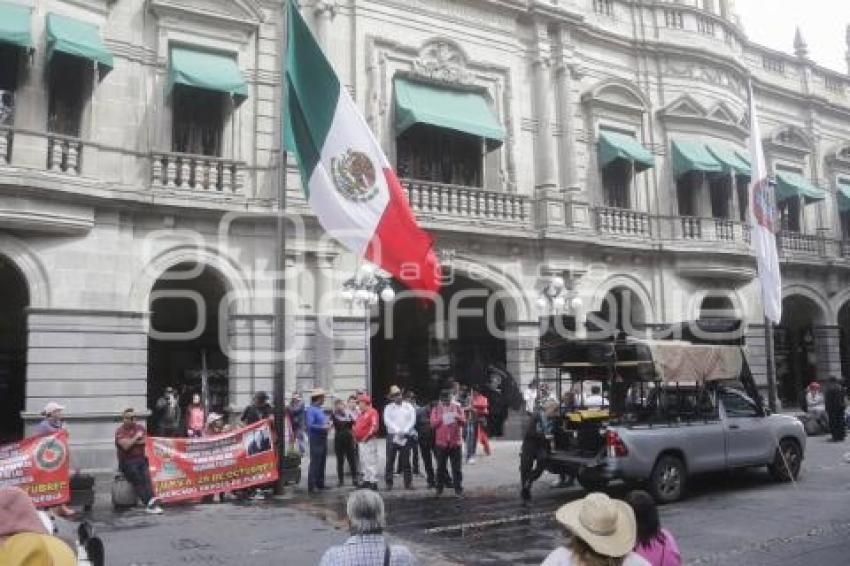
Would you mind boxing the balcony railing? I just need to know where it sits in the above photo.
[47,133,82,175]
[151,152,245,193]
[401,179,530,223]
[0,125,11,165]
[595,207,651,237]
[777,231,827,257]
[715,219,735,241]
[680,216,703,240]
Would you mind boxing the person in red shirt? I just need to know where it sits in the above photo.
[430,389,466,496]
[114,408,162,514]
[353,394,380,491]
[471,388,492,457]
[185,393,205,438]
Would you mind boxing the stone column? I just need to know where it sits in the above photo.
[227,314,275,414]
[313,252,337,393]
[314,1,336,52]
[532,22,556,191]
[284,252,302,393]
[505,320,539,390]
[814,326,842,379]
[554,26,591,229]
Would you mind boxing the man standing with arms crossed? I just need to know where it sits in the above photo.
[383,385,416,490]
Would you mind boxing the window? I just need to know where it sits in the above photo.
[601,160,631,208]
[779,197,801,232]
[736,178,749,222]
[720,389,759,418]
[697,17,715,36]
[762,56,785,75]
[47,53,91,137]
[593,0,614,17]
[172,86,225,157]
[677,172,699,216]
[841,211,850,240]
[709,175,731,219]
[664,9,685,29]
[0,44,21,126]
[396,124,483,187]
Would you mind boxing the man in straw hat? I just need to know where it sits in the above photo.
[383,385,416,490]
[306,389,331,493]
[541,492,650,566]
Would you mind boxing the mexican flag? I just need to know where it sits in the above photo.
[284,2,440,293]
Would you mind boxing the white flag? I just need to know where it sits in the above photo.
[747,82,782,324]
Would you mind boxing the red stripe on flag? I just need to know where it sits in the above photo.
[365,170,441,294]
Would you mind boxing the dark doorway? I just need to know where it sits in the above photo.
[589,287,647,339]
[775,295,823,407]
[147,263,230,431]
[0,256,29,443]
[839,302,850,383]
[372,274,507,406]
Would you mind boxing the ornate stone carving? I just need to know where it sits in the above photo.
[412,40,473,85]
[663,59,744,96]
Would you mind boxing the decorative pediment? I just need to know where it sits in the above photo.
[766,125,812,156]
[582,78,650,115]
[825,143,850,167]
[707,102,739,126]
[149,0,264,27]
[662,94,707,118]
[411,39,473,85]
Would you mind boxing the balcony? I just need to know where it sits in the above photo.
[401,178,531,231]
[594,206,651,237]
[777,231,827,259]
[47,133,83,175]
[0,125,11,164]
[151,152,245,194]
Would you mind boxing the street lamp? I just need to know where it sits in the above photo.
[538,276,584,336]
[342,263,395,394]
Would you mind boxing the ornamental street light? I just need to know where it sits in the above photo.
[537,275,584,336]
[341,263,395,394]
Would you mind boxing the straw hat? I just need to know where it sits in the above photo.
[554,493,636,558]
[310,388,326,399]
[388,385,402,397]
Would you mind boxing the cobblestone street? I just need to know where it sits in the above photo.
[85,437,850,565]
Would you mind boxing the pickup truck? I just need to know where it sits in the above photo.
[550,384,806,503]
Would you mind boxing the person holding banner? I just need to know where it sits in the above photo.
[31,402,77,519]
[114,408,163,515]
[306,389,332,494]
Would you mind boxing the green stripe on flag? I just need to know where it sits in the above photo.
[285,2,340,197]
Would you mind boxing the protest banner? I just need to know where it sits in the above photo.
[0,430,71,507]
[146,419,278,502]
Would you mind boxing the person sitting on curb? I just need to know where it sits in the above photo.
[115,408,163,514]
[319,490,417,566]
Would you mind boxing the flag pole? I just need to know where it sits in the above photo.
[764,316,778,412]
[273,0,290,496]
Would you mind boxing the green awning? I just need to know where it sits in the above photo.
[671,139,723,179]
[394,78,505,148]
[775,171,826,203]
[46,13,113,69]
[168,47,248,101]
[597,131,655,172]
[706,143,751,177]
[836,179,850,212]
[0,2,32,49]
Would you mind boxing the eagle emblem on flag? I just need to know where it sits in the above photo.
[331,149,379,202]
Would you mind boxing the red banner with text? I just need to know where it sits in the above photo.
[0,430,71,507]
[146,419,278,503]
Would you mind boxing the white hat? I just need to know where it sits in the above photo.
[42,402,65,416]
[206,413,223,426]
[554,493,637,558]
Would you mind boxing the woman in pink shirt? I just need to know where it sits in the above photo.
[627,490,681,566]
[185,393,205,437]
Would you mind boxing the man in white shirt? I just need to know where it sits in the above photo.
[523,381,538,415]
[383,385,416,490]
[584,385,608,408]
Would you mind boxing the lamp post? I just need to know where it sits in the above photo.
[341,263,395,394]
[537,275,584,335]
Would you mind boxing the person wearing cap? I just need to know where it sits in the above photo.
[153,386,181,437]
[32,403,77,519]
[306,389,332,493]
[353,394,380,491]
[115,408,163,514]
[383,385,416,490]
[542,492,650,566]
[430,389,466,496]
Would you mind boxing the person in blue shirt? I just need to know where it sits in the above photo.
[306,389,331,493]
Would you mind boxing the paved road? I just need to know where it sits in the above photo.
[85,437,850,565]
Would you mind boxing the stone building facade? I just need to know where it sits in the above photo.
[2,0,850,469]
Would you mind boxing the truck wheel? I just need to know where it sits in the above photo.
[649,455,686,504]
[769,438,802,482]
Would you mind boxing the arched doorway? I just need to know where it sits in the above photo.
[372,274,508,414]
[775,294,825,407]
[0,256,29,443]
[589,286,648,338]
[147,263,230,432]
